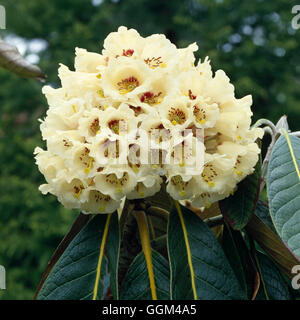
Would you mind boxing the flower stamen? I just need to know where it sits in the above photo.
[84,157,94,174]
[193,105,206,124]
[144,57,165,69]
[90,118,100,135]
[168,107,186,125]
[97,89,105,98]
[117,76,139,94]
[202,164,217,187]
[108,119,121,134]
[200,194,211,208]
[140,91,162,105]
[74,184,84,199]
[188,89,197,100]
[171,175,187,197]
[122,49,134,57]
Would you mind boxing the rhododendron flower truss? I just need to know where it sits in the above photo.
[34,26,300,303]
[34,26,263,214]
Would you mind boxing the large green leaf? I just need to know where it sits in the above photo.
[222,224,247,294]
[267,133,300,259]
[168,202,246,300]
[120,249,170,300]
[221,223,260,299]
[219,159,261,230]
[147,208,169,259]
[246,214,300,278]
[255,252,291,300]
[254,201,276,233]
[118,210,143,290]
[34,213,91,299]
[37,213,120,300]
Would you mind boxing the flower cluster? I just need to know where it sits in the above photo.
[34,26,263,214]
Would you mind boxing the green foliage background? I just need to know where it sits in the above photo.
[0,0,299,299]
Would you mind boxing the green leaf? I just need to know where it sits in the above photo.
[246,214,300,279]
[105,214,120,300]
[255,252,291,300]
[255,201,276,234]
[267,132,300,259]
[221,223,249,297]
[147,208,169,259]
[168,202,246,300]
[120,249,170,300]
[34,212,91,299]
[0,39,46,79]
[147,213,168,240]
[118,211,142,289]
[222,228,262,300]
[219,158,261,230]
[37,213,120,300]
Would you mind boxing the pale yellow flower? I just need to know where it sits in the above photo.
[141,34,178,72]
[102,26,144,59]
[81,188,121,214]
[75,48,107,73]
[166,174,199,200]
[35,26,263,214]
[217,141,260,182]
[94,166,137,201]
[178,42,198,71]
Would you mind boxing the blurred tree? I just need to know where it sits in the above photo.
[0,0,299,299]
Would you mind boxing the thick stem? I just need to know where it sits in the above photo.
[252,118,276,134]
[262,126,273,137]
[148,206,169,221]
